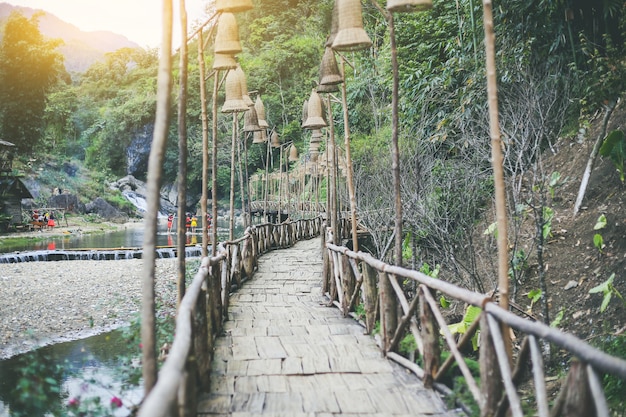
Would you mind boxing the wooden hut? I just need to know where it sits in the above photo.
[0,140,33,229]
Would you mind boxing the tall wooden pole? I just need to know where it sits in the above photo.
[177,0,188,302]
[229,113,237,240]
[142,0,172,394]
[263,140,270,221]
[483,0,511,359]
[340,57,360,252]
[326,94,339,242]
[198,32,209,258]
[388,14,403,267]
[211,73,219,255]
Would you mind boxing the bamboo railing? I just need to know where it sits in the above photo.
[323,229,626,417]
[137,217,322,417]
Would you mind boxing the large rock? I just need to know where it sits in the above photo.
[47,193,85,213]
[85,197,129,223]
[110,175,176,217]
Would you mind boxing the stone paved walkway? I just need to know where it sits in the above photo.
[197,238,457,416]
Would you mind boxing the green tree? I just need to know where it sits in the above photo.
[0,11,65,154]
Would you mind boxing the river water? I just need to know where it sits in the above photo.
[0,218,245,416]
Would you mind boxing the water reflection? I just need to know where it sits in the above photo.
[0,330,142,417]
[0,218,241,254]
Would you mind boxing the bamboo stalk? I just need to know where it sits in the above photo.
[141,0,173,395]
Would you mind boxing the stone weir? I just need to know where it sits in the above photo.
[0,246,203,263]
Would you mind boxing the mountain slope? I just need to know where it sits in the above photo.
[0,2,140,73]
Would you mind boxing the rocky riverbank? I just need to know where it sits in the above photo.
[0,257,180,359]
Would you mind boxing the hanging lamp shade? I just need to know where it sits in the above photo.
[254,96,269,128]
[302,90,327,129]
[221,69,248,113]
[311,129,323,142]
[270,131,281,148]
[288,144,299,162]
[325,0,339,47]
[236,65,254,107]
[213,53,237,70]
[317,82,339,94]
[215,13,242,55]
[331,0,372,51]
[319,47,343,85]
[386,0,432,13]
[244,106,262,132]
[252,130,267,144]
[216,0,253,13]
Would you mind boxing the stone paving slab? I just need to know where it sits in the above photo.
[198,238,458,416]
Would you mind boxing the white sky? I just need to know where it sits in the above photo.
[4,0,210,48]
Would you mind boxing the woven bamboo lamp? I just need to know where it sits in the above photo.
[319,47,343,86]
[387,0,432,12]
[215,13,242,55]
[216,0,253,13]
[331,0,372,51]
[255,96,269,128]
[317,82,339,94]
[252,130,267,143]
[288,144,299,162]
[325,0,339,47]
[270,131,281,148]
[221,69,248,113]
[244,106,262,132]
[302,90,327,129]
[236,65,254,107]
[213,53,237,70]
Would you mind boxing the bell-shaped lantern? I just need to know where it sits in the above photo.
[302,90,327,130]
[254,96,269,128]
[221,69,249,113]
[252,130,267,144]
[236,65,254,107]
[386,0,432,13]
[216,0,253,13]
[271,131,281,148]
[244,106,262,132]
[331,0,372,51]
[311,129,323,143]
[317,82,339,94]
[325,0,339,47]
[319,47,343,86]
[288,144,299,162]
[215,13,242,55]
[213,53,237,70]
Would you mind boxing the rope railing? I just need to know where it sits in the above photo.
[323,231,626,417]
[137,216,323,417]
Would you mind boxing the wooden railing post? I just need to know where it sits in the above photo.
[340,254,355,317]
[480,313,502,417]
[419,286,440,389]
[550,359,595,417]
[361,262,378,334]
[379,271,397,351]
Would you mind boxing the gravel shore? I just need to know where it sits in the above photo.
[0,257,180,359]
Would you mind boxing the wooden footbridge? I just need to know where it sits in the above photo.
[138,217,626,417]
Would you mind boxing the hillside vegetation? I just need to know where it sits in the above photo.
[1,0,625,404]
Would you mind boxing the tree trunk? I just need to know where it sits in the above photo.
[573,99,618,215]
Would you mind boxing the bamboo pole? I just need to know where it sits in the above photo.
[177,0,188,304]
[211,72,219,255]
[229,113,237,240]
[326,94,339,242]
[198,32,209,258]
[482,0,511,361]
[142,0,172,394]
[339,57,359,252]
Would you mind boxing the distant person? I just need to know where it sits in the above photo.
[185,214,191,233]
[191,215,198,234]
[47,213,55,230]
[206,214,212,231]
[167,214,174,234]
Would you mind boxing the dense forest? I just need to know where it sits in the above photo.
[1,1,625,289]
